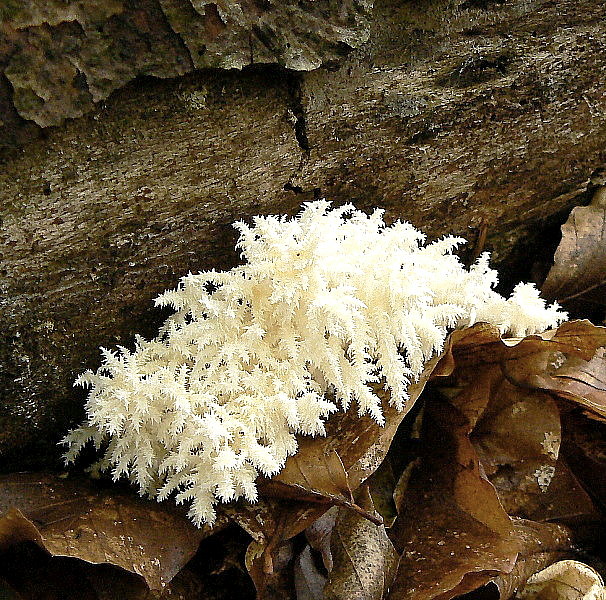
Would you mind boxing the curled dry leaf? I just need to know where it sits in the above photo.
[436,321,602,525]
[542,186,606,314]
[517,560,606,600]
[442,321,606,420]
[527,348,606,421]
[446,362,596,523]
[323,486,398,600]
[0,473,214,592]
[386,321,606,600]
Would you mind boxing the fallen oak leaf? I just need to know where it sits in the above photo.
[0,473,217,592]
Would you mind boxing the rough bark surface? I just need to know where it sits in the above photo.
[0,0,372,128]
[1,0,606,470]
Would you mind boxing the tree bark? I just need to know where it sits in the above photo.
[1,0,605,470]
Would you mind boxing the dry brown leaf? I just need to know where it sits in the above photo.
[528,349,606,420]
[387,322,601,600]
[464,378,564,519]
[472,386,598,524]
[323,486,398,600]
[0,473,214,592]
[440,322,606,375]
[542,187,606,313]
[436,323,602,524]
[388,398,519,600]
[260,449,382,525]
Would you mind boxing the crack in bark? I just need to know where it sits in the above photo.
[283,69,317,197]
[285,71,310,156]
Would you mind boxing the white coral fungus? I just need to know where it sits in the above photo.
[63,201,565,525]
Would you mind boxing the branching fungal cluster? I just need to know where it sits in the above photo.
[63,202,565,525]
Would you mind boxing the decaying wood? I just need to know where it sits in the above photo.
[1,0,606,470]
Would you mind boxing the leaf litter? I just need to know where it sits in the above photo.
[2,321,606,599]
